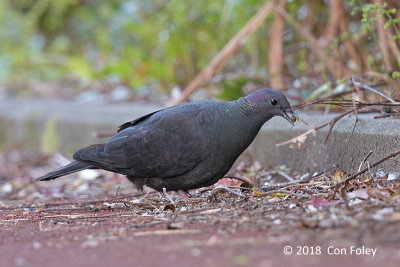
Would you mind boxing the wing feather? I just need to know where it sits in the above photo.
[74,104,207,178]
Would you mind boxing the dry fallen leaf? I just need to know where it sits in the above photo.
[310,196,341,207]
[163,204,176,212]
[346,189,368,200]
[331,170,345,183]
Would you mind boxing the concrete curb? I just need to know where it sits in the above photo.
[0,97,399,173]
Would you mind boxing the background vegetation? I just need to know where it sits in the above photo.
[0,0,399,101]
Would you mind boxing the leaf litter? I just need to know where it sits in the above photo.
[1,149,400,257]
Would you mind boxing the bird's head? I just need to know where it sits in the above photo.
[244,89,298,126]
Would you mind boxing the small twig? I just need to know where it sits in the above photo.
[262,166,335,190]
[276,129,315,147]
[351,76,395,103]
[211,185,244,197]
[292,188,314,195]
[277,107,362,148]
[358,151,373,172]
[290,188,312,207]
[331,149,400,189]
[293,89,355,110]
[350,81,360,121]
[278,171,294,182]
[115,185,120,198]
[227,186,253,191]
[327,184,339,201]
[366,161,377,179]
[309,100,399,108]
[374,113,396,119]
[323,109,356,145]
[130,191,150,204]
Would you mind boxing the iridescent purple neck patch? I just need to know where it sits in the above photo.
[245,90,271,105]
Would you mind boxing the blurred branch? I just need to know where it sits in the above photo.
[319,0,340,47]
[351,76,396,103]
[275,6,347,79]
[327,0,350,78]
[385,29,400,65]
[211,72,266,84]
[268,0,286,88]
[170,1,276,105]
[338,3,364,72]
[374,0,394,71]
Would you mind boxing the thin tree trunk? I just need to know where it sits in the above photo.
[268,0,286,88]
[374,0,394,71]
[385,29,400,66]
[319,0,340,47]
[338,2,363,72]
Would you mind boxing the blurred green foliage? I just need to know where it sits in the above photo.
[0,0,274,93]
[0,0,398,99]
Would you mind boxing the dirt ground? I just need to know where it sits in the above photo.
[1,151,400,266]
[1,200,399,267]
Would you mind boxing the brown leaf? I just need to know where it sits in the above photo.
[163,204,176,212]
[167,222,184,230]
[332,170,345,183]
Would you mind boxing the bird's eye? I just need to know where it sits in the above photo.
[270,98,278,105]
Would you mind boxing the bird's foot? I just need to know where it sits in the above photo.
[160,187,176,205]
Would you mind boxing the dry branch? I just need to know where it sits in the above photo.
[276,108,358,147]
[170,1,276,105]
[322,109,356,145]
[351,76,396,103]
[331,149,400,189]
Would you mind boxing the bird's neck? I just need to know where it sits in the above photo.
[234,97,257,116]
[234,97,272,126]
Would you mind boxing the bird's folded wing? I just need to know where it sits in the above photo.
[74,109,205,178]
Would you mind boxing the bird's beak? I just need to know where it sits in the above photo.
[281,108,298,126]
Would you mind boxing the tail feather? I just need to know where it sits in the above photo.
[35,161,92,182]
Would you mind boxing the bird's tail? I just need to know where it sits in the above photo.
[35,161,92,182]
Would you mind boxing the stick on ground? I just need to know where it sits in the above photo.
[331,149,400,189]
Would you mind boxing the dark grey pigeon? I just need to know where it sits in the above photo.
[36,89,297,191]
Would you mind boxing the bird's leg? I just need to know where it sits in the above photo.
[185,190,194,197]
[161,187,176,205]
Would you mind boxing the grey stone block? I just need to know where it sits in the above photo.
[0,98,399,173]
[248,112,400,173]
